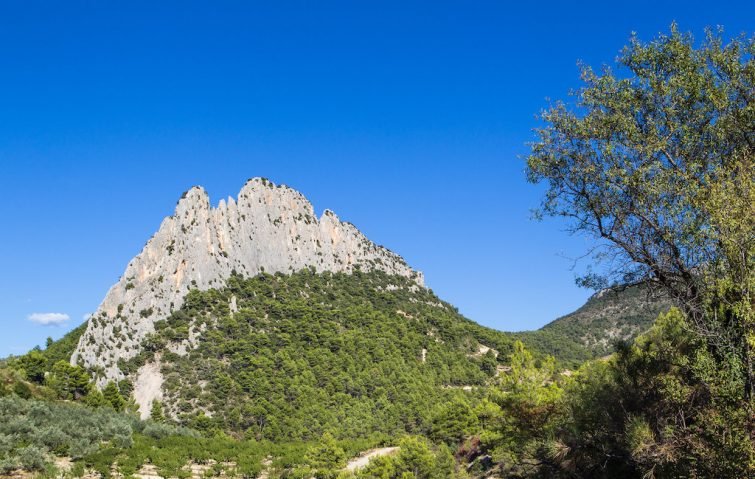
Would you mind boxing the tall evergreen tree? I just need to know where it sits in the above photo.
[102,382,125,412]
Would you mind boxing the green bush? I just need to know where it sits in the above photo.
[17,445,46,471]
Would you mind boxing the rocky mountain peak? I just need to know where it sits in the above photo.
[71,178,423,386]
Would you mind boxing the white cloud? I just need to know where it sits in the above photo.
[27,312,70,326]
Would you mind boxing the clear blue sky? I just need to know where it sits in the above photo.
[1,1,752,356]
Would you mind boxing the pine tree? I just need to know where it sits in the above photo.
[19,350,47,384]
[84,388,108,408]
[47,360,91,400]
[304,432,347,479]
[150,400,165,422]
[102,381,125,411]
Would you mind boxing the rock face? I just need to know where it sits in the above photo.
[72,178,423,384]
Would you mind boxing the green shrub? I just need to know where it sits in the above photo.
[17,445,46,471]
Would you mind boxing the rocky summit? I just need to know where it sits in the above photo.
[71,178,423,386]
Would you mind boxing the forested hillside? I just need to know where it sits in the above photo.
[517,285,670,364]
[121,269,515,439]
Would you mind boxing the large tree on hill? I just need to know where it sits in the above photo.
[526,25,754,398]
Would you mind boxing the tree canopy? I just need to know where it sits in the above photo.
[527,24,754,398]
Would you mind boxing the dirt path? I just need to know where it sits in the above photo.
[344,447,399,471]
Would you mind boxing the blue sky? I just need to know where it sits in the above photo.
[1,1,752,356]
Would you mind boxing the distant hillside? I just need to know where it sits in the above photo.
[0,322,86,370]
[41,322,88,366]
[519,285,671,364]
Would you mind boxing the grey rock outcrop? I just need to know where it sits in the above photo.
[71,178,423,384]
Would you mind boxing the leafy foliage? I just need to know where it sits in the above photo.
[526,24,755,399]
[11,323,87,382]
[429,398,479,445]
[46,360,91,400]
[303,432,347,478]
[354,436,456,479]
[476,341,566,478]
[521,24,754,478]
[102,381,126,412]
[536,309,755,478]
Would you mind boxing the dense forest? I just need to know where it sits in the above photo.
[122,269,512,440]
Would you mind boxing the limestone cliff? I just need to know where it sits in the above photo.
[71,178,423,385]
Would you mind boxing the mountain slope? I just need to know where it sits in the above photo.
[120,269,513,438]
[518,285,671,363]
[72,178,422,384]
